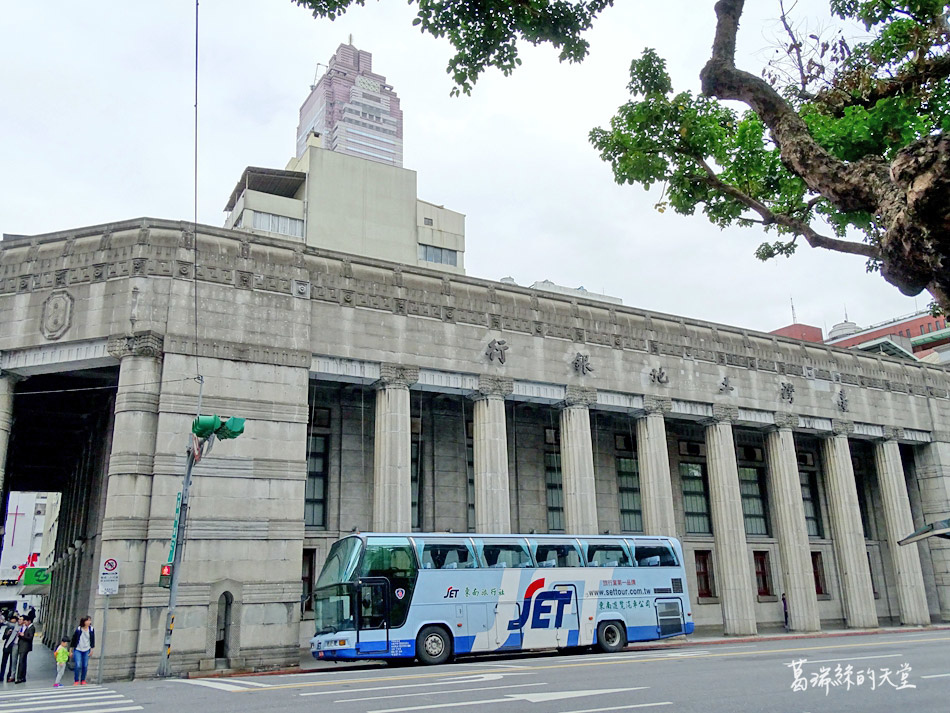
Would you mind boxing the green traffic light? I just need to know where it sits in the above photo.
[192,414,221,438]
[216,416,246,440]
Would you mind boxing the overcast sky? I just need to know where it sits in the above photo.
[0,1,925,335]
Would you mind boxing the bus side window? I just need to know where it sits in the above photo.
[421,542,478,569]
[635,543,678,567]
[535,542,582,568]
[586,544,631,568]
[479,542,531,568]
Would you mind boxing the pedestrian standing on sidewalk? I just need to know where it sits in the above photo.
[13,615,35,683]
[0,614,16,682]
[53,637,71,687]
[782,593,789,631]
[69,616,95,685]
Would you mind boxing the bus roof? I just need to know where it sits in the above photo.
[339,532,679,543]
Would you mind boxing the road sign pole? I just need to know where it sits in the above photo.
[157,445,197,677]
[98,594,108,684]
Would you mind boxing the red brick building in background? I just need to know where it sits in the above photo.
[771,311,950,364]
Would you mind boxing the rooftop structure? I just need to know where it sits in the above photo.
[224,135,464,274]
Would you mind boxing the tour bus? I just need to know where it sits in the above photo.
[310,532,692,664]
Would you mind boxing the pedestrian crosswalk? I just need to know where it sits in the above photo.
[172,677,274,692]
[0,684,141,712]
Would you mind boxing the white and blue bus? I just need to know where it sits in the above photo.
[310,532,693,665]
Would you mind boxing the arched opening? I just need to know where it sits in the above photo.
[214,591,233,662]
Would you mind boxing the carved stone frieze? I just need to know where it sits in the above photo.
[831,419,855,436]
[709,404,739,424]
[772,411,799,430]
[473,375,513,400]
[163,335,308,368]
[376,363,419,389]
[563,385,597,408]
[882,426,905,441]
[107,331,164,359]
[642,395,672,415]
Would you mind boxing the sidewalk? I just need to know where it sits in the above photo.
[0,632,58,691]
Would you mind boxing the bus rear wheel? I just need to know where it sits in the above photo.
[596,620,626,653]
[416,625,452,665]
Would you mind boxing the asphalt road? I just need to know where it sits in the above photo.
[4,630,947,713]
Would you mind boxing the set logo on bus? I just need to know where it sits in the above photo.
[508,578,572,630]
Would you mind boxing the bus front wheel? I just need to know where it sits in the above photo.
[416,625,452,665]
[596,620,626,653]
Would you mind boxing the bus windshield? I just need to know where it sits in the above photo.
[315,536,363,588]
[313,537,363,635]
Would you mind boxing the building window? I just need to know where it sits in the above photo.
[680,462,712,534]
[695,550,714,598]
[423,217,433,226]
[851,455,872,538]
[753,551,773,596]
[811,551,827,595]
[867,552,878,597]
[738,466,770,536]
[411,440,423,530]
[417,243,458,266]
[617,453,642,533]
[305,405,330,527]
[252,210,304,238]
[799,467,823,538]
[545,451,563,532]
[466,441,475,533]
[301,549,316,612]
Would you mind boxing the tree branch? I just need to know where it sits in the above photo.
[691,155,880,258]
[699,0,893,214]
[817,55,950,117]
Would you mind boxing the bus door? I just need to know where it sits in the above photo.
[554,584,580,646]
[356,577,390,653]
[654,598,686,638]
[492,601,523,649]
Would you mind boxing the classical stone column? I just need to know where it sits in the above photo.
[102,331,164,677]
[874,435,930,625]
[372,364,418,532]
[821,422,878,628]
[472,376,513,533]
[0,373,15,519]
[913,434,950,621]
[636,396,676,537]
[764,414,820,632]
[560,386,598,534]
[705,406,757,635]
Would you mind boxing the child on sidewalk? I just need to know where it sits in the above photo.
[53,638,70,687]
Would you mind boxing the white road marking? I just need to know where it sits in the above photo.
[0,701,139,713]
[171,679,258,692]
[0,686,106,699]
[368,687,648,713]
[302,676,532,697]
[921,673,950,679]
[0,695,124,709]
[559,703,673,713]
[597,650,710,661]
[225,679,271,687]
[786,654,903,665]
[337,682,546,702]
[448,673,535,683]
[4,693,125,707]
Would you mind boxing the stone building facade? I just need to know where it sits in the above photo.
[0,217,948,679]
